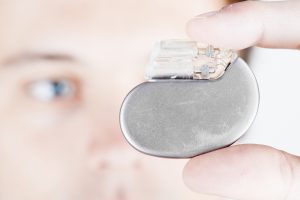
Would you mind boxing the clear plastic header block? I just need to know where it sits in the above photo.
[145,39,238,80]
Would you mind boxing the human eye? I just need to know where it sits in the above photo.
[27,79,77,102]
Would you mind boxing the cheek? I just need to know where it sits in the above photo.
[0,103,97,199]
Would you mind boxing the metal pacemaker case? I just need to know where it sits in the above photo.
[120,40,259,158]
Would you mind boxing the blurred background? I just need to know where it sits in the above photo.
[0,0,299,200]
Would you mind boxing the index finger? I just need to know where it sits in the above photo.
[186,0,300,50]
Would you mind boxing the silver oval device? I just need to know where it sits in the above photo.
[120,40,259,158]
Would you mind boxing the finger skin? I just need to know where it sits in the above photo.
[186,1,300,50]
[183,144,300,200]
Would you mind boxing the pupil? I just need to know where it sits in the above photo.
[52,81,67,97]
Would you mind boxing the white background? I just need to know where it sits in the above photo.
[237,47,300,155]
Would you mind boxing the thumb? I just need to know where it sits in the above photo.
[186,0,300,50]
[183,144,300,200]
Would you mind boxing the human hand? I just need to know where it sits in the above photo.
[183,1,300,200]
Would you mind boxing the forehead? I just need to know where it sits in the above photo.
[0,0,223,33]
[0,0,223,62]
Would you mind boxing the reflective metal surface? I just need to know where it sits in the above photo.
[120,58,259,158]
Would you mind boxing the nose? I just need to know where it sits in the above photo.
[88,111,142,168]
[87,90,144,169]
[96,146,144,172]
[89,101,128,147]
[87,128,143,174]
[104,117,130,148]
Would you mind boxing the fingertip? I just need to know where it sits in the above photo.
[182,145,248,195]
[186,1,264,50]
[182,144,292,200]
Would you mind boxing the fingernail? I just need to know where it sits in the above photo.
[193,11,219,20]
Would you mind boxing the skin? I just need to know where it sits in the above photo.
[2,0,299,200]
[0,0,228,200]
[184,1,300,200]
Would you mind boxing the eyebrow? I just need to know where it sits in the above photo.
[2,52,79,66]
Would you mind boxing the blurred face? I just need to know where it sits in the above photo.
[0,0,225,199]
